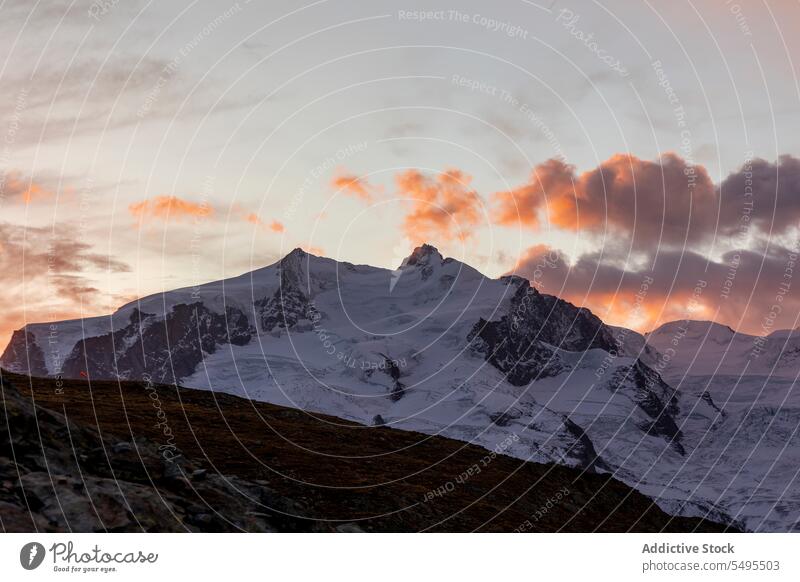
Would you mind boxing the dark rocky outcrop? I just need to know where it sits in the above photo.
[380,354,406,402]
[561,417,609,472]
[60,305,253,383]
[255,249,317,332]
[608,360,687,454]
[470,318,564,386]
[255,286,312,332]
[0,331,48,377]
[504,280,618,352]
[469,280,619,386]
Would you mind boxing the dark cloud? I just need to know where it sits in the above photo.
[493,153,719,251]
[718,155,800,238]
[496,153,800,332]
[512,241,800,335]
[495,154,800,251]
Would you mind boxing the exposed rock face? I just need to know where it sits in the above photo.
[468,280,616,386]
[470,319,564,386]
[60,305,253,383]
[607,359,687,455]
[383,356,406,402]
[0,331,47,377]
[255,286,312,333]
[0,245,785,532]
[561,417,608,472]
[400,243,442,280]
[255,248,319,332]
[505,281,617,352]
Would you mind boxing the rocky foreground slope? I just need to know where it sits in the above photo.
[0,371,731,532]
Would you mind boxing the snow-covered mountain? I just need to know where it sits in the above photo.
[647,320,800,380]
[644,320,800,530]
[3,245,798,531]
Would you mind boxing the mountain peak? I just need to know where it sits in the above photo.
[647,319,736,340]
[402,243,443,267]
[278,247,308,271]
[278,247,334,268]
[767,328,800,339]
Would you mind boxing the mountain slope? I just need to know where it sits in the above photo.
[646,319,800,381]
[0,372,731,532]
[644,320,800,531]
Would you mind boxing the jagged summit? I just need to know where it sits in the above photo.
[401,243,444,268]
[273,246,333,273]
[284,247,308,263]
[277,246,329,267]
[277,247,307,275]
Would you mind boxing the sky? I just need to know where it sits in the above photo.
[1,0,800,348]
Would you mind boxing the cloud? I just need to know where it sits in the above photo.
[331,172,377,202]
[0,222,130,350]
[301,245,325,256]
[0,46,264,147]
[497,153,800,333]
[0,171,55,204]
[718,154,800,238]
[0,56,171,147]
[129,195,213,223]
[130,198,287,237]
[0,223,129,275]
[493,153,718,250]
[244,212,285,232]
[492,158,576,229]
[511,242,800,335]
[494,154,800,252]
[395,168,484,243]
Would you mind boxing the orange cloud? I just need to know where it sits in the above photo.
[129,195,213,223]
[1,171,53,204]
[396,168,484,243]
[301,245,324,256]
[492,159,576,228]
[332,172,376,202]
[243,212,285,233]
[493,154,716,249]
[132,200,284,233]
